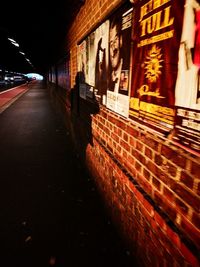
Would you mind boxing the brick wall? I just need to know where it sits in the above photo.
[87,108,200,266]
[50,0,200,266]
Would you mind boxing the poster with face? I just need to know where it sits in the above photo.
[93,20,109,103]
[106,6,133,117]
[129,0,184,132]
[78,22,109,101]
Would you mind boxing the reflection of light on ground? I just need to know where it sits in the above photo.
[26,73,43,80]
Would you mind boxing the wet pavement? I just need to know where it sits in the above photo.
[0,82,138,267]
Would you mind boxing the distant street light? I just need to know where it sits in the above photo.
[8,37,20,47]
[8,38,16,42]
[7,37,34,69]
[11,42,19,47]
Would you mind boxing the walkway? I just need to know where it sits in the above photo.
[0,82,138,267]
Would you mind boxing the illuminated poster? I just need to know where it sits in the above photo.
[173,0,200,152]
[93,20,109,104]
[106,6,132,117]
[129,0,184,132]
[78,23,109,101]
[78,39,93,99]
[173,107,200,152]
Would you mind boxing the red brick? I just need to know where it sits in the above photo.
[192,212,200,230]
[115,120,127,130]
[166,225,180,248]
[143,168,151,181]
[161,145,186,168]
[180,171,194,190]
[146,160,158,175]
[132,149,146,165]
[154,191,177,221]
[181,216,200,248]
[145,146,153,159]
[156,167,176,188]
[180,243,200,267]
[136,141,143,152]
[123,132,128,142]
[155,154,163,166]
[140,134,159,151]
[163,201,177,221]
[135,189,144,204]
[175,197,189,215]
[191,161,200,179]
[163,186,175,203]
[166,162,177,177]
[171,183,200,213]
[101,1,108,12]
[154,190,163,206]
[122,149,128,159]
[127,125,139,137]
[152,176,161,190]
[143,182,153,196]
[135,160,142,173]
[117,128,122,137]
[197,182,200,196]
[142,197,154,215]
[111,132,119,143]
[120,139,130,152]
[107,114,116,124]
[127,154,135,166]
[129,136,135,147]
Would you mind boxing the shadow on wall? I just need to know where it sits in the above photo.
[69,71,100,163]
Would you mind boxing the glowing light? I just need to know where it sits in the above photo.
[11,42,19,47]
[26,73,43,80]
[8,37,20,47]
[8,38,16,42]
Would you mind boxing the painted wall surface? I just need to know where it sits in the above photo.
[48,1,200,266]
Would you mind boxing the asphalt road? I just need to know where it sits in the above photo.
[0,81,138,267]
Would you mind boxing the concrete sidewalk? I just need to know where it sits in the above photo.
[0,81,138,267]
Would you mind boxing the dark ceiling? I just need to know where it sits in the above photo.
[0,0,84,75]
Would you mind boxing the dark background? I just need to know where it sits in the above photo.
[0,0,85,74]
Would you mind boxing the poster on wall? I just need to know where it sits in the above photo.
[173,107,200,152]
[129,0,185,133]
[106,6,133,117]
[173,0,200,152]
[78,20,109,102]
[92,20,109,104]
[77,40,87,99]
[77,3,132,117]
[57,56,71,90]
[78,37,97,100]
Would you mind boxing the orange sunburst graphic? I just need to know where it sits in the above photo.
[144,45,163,83]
